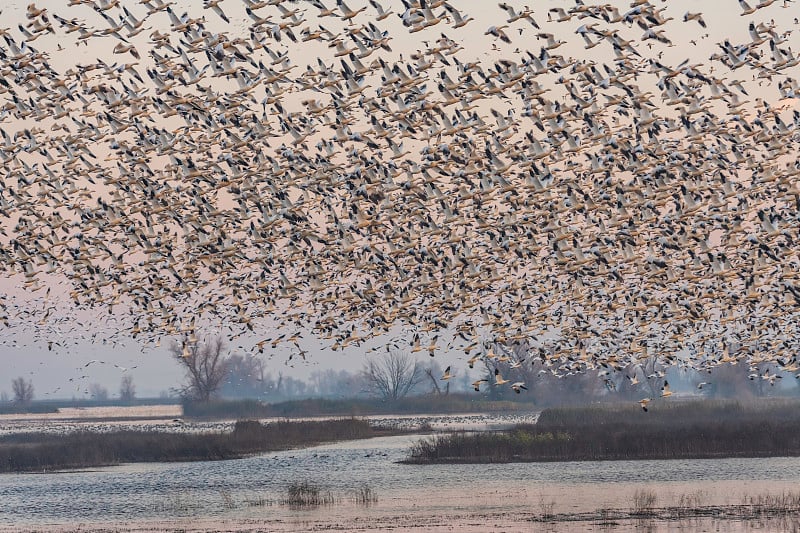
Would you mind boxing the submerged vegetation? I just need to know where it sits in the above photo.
[0,418,398,473]
[405,400,800,463]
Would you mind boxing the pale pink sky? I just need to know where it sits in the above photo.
[0,0,796,398]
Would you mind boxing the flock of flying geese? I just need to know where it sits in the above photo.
[1,0,800,399]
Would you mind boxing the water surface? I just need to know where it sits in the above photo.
[3,427,800,531]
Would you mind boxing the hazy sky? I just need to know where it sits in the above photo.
[0,0,796,399]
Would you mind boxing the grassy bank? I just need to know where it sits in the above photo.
[182,394,528,419]
[1,418,397,473]
[405,399,800,463]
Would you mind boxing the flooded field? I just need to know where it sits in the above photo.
[2,412,800,532]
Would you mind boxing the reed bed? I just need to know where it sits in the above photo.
[405,399,800,463]
[0,418,395,473]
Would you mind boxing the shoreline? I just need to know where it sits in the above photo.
[400,449,800,464]
[4,503,800,533]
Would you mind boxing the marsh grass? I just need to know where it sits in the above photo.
[0,418,400,473]
[283,481,335,507]
[531,490,800,525]
[243,493,273,507]
[742,491,800,515]
[669,490,707,518]
[353,484,378,506]
[405,400,800,463]
[631,489,657,516]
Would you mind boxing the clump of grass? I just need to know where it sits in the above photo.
[283,481,335,507]
[631,489,657,516]
[353,484,378,506]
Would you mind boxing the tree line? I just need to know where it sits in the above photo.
[4,337,797,406]
[169,338,472,403]
[1,375,136,405]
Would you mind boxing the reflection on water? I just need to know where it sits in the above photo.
[3,427,800,531]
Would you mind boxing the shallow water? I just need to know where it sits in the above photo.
[3,424,800,532]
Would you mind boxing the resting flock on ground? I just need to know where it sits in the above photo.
[1,0,799,394]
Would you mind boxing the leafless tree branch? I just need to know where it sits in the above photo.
[170,336,229,401]
[361,350,423,401]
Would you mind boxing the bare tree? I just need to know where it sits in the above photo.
[120,375,136,401]
[170,336,229,401]
[638,355,667,399]
[220,353,267,398]
[276,375,308,399]
[361,350,424,401]
[422,361,448,395]
[0,391,8,403]
[12,377,34,404]
[309,369,363,398]
[708,363,758,399]
[88,383,109,400]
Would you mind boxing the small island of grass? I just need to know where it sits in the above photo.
[404,399,800,464]
[1,418,405,473]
